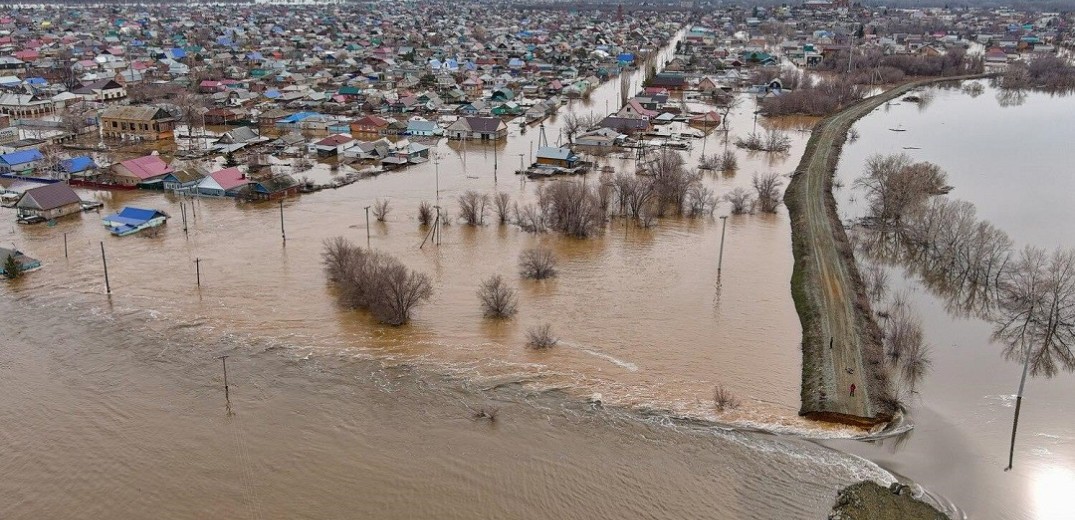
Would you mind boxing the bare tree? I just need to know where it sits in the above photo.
[513,203,547,233]
[537,181,605,237]
[494,192,511,224]
[417,201,433,226]
[527,324,558,349]
[735,129,791,152]
[992,247,1075,469]
[458,190,490,226]
[855,154,948,230]
[321,237,433,326]
[685,184,717,217]
[752,172,784,213]
[724,187,754,214]
[477,275,518,318]
[561,112,600,144]
[519,248,558,280]
[713,384,740,411]
[372,198,391,222]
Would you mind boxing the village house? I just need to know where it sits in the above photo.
[14,183,81,220]
[0,93,55,118]
[109,154,175,187]
[350,115,391,136]
[0,246,41,276]
[406,119,442,137]
[100,106,176,141]
[0,149,44,174]
[160,169,205,192]
[313,134,357,156]
[445,116,508,140]
[197,167,250,197]
[70,79,127,102]
[535,146,580,168]
[239,174,300,201]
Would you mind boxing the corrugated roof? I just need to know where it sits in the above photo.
[19,183,81,211]
[118,155,173,180]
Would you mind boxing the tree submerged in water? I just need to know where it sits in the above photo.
[321,237,432,326]
[3,254,21,279]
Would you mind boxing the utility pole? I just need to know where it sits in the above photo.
[1006,344,1034,471]
[717,215,728,275]
[493,135,498,183]
[364,205,371,249]
[100,241,111,294]
[279,199,286,245]
[181,201,188,235]
[518,153,524,174]
[63,232,68,258]
[218,355,230,401]
[195,257,201,287]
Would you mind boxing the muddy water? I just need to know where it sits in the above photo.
[827,82,1075,520]
[0,34,899,517]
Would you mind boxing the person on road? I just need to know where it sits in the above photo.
[850,383,856,397]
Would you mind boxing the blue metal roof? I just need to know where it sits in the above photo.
[0,149,43,166]
[102,207,166,226]
[60,156,95,173]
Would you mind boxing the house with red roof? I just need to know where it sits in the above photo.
[350,115,390,136]
[196,167,250,197]
[109,154,175,187]
[314,134,356,156]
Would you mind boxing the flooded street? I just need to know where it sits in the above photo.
[828,82,1075,520]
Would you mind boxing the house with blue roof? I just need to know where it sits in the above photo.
[102,207,169,237]
[0,149,44,173]
[59,156,97,178]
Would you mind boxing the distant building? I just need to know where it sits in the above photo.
[197,167,250,197]
[99,106,176,140]
[0,149,43,173]
[445,116,508,140]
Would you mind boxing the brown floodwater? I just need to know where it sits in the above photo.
[827,81,1075,520]
[2,33,920,519]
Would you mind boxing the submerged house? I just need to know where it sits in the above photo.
[15,183,81,220]
[196,167,249,197]
[535,146,580,168]
[102,207,169,236]
[109,155,175,187]
[160,169,205,192]
[0,149,44,174]
[0,246,41,276]
[446,116,508,140]
[240,174,300,201]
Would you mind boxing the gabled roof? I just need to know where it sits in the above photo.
[0,149,43,166]
[117,155,174,180]
[316,134,354,146]
[463,116,504,133]
[206,167,248,191]
[17,183,81,211]
[103,207,167,227]
[60,156,96,173]
[101,105,171,121]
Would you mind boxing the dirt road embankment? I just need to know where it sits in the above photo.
[784,75,988,425]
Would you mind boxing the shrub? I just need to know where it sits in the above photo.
[713,384,740,411]
[417,201,433,226]
[372,198,391,222]
[519,248,557,280]
[526,324,558,349]
[477,274,518,318]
